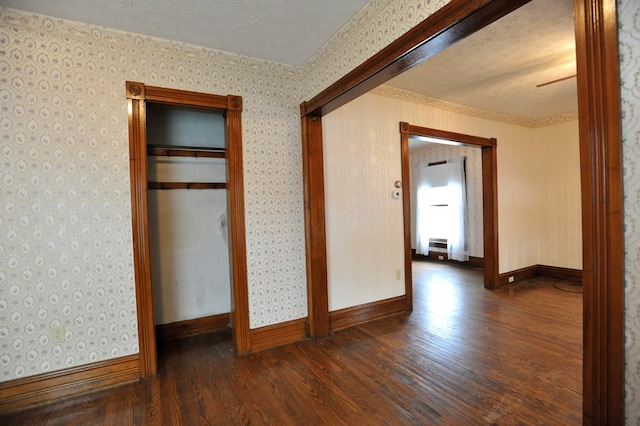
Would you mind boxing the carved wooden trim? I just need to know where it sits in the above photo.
[127,83,157,378]
[574,0,624,423]
[126,81,145,100]
[249,318,308,352]
[155,313,231,343]
[0,355,139,413]
[329,296,407,332]
[227,95,243,111]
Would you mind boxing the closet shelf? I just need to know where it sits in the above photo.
[148,182,227,190]
[147,144,226,158]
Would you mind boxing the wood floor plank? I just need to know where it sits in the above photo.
[1,260,582,425]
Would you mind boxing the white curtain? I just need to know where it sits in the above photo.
[446,158,469,262]
[415,157,469,261]
[415,166,432,255]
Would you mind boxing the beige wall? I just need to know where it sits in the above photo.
[322,94,406,311]
[534,121,582,269]
[0,7,308,382]
[322,91,581,304]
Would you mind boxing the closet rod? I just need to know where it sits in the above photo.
[147,145,226,158]
[148,182,227,190]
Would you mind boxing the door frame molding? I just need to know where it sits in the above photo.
[126,82,250,377]
[399,123,499,295]
[300,0,623,423]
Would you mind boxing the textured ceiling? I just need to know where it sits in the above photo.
[1,0,576,122]
[0,0,368,65]
[387,0,577,123]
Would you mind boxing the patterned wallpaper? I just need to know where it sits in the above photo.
[409,144,483,258]
[619,0,640,421]
[0,7,307,381]
[0,1,638,421]
[300,0,450,100]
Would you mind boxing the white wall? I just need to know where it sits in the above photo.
[534,121,582,269]
[322,98,406,311]
[147,157,231,324]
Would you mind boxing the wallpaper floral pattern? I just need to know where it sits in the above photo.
[619,0,640,421]
[0,7,308,381]
[0,0,639,421]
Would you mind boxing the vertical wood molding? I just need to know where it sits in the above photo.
[482,142,499,290]
[400,123,413,312]
[225,105,251,354]
[301,110,329,339]
[574,0,624,423]
[126,81,157,378]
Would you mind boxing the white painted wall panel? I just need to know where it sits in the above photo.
[148,189,231,324]
[323,97,406,312]
[534,120,582,269]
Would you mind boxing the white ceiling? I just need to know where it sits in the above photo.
[387,0,577,123]
[1,0,576,123]
[0,0,368,65]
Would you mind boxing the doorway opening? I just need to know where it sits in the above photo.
[400,123,498,296]
[300,0,622,422]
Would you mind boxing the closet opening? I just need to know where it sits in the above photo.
[146,103,232,346]
[127,82,250,378]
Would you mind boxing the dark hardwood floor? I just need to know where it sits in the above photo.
[1,260,582,425]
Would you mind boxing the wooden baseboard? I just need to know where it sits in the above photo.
[412,250,484,268]
[249,318,308,352]
[537,265,582,282]
[0,354,140,414]
[329,295,408,332]
[498,265,539,287]
[155,313,231,343]
[499,265,583,287]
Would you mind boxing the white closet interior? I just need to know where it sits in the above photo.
[145,103,231,326]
